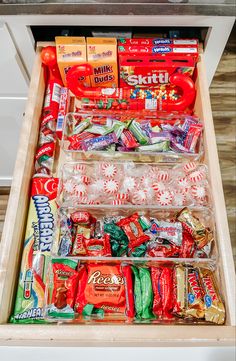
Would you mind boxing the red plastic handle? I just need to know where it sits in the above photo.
[66,63,195,111]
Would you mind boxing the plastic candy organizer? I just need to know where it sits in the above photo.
[44,259,224,324]
[61,112,204,163]
[58,160,211,208]
[52,207,216,260]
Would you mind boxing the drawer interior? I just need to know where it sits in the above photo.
[0,42,235,345]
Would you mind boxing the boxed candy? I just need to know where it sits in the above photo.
[87,37,118,88]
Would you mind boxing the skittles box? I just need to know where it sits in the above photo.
[55,36,90,87]
[118,38,198,46]
[87,37,118,88]
[10,177,59,323]
[119,54,196,88]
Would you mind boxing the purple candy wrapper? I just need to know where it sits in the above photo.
[81,132,118,151]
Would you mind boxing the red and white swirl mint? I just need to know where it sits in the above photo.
[88,199,100,205]
[79,196,89,204]
[123,176,137,192]
[132,189,147,204]
[116,193,129,201]
[92,178,104,192]
[74,183,87,197]
[152,181,166,193]
[177,177,189,190]
[149,166,159,179]
[101,162,117,178]
[183,161,197,173]
[73,163,86,174]
[156,190,173,206]
[172,190,187,207]
[188,170,205,183]
[104,179,119,194]
[112,199,125,206]
[191,185,207,201]
[156,170,169,183]
[63,180,75,194]
[141,176,152,188]
[76,175,90,185]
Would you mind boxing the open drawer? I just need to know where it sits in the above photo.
[0,42,235,347]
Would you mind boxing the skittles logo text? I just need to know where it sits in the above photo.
[126,72,169,86]
[32,195,54,252]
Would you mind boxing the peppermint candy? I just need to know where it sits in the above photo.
[63,180,75,194]
[156,171,169,183]
[104,179,119,194]
[116,193,129,201]
[191,185,207,201]
[123,176,137,192]
[149,166,159,179]
[188,170,205,183]
[183,161,197,173]
[78,196,88,204]
[74,183,87,197]
[156,190,173,206]
[101,162,117,178]
[140,176,153,188]
[112,199,125,206]
[177,177,189,190]
[152,182,166,193]
[132,189,147,204]
[76,175,90,185]
[172,190,187,207]
[73,163,86,174]
[92,178,104,192]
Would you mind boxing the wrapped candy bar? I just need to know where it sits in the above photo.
[47,258,79,319]
[186,267,205,319]
[199,268,225,324]
[74,264,127,316]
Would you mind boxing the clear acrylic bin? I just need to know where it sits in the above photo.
[51,205,217,261]
[44,258,225,325]
[61,111,204,163]
[57,160,212,208]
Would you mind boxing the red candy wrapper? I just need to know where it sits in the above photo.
[122,265,135,318]
[71,211,95,225]
[117,213,150,249]
[75,264,126,315]
[151,267,173,319]
[84,234,112,257]
[48,258,79,319]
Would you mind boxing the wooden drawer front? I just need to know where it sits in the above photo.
[0,43,235,346]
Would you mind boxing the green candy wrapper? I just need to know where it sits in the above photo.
[139,268,154,319]
[129,120,149,145]
[128,243,147,257]
[132,266,142,319]
[104,222,128,242]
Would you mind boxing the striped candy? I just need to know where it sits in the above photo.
[101,162,117,178]
[183,161,197,173]
[156,171,169,183]
[188,170,205,183]
[156,190,173,206]
[104,179,119,194]
[191,185,206,201]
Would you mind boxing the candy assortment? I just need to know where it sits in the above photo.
[54,208,214,259]
[10,39,227,327]
[45,260,225,325]
[59,161,210,207]
[63,112,203,158]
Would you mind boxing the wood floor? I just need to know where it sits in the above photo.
[0,32,235,265]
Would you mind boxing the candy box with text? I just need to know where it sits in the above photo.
[118,38,199,46]
[119,54,196,88]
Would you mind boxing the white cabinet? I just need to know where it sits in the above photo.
[0,23,29,184]
[0,98,26,185]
